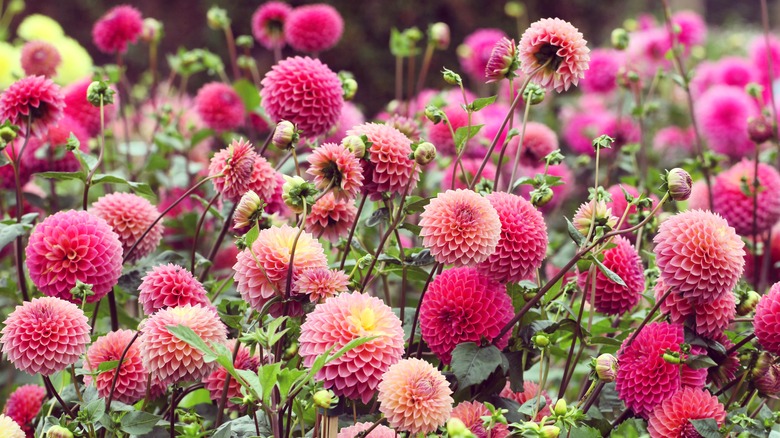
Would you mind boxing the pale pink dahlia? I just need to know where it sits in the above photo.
[0,75,65,138]
[0,415,24,438]
[21,40,61,78]
[458,28,507,81]
[306,142,364,201]
[755,282,780,355]
[208,138,258,203]
[138,264,211,315]
[485,37,518,83]
[63,78,118,137]
[299,291,405,404]
[616,322,707,417]
[378,358,453,435]
[347,123,419,200]
[92,5,143,54]
[647,387,726,438]
[577,235,644,315]
[420,267,513,364]
[305,192,357,243]
[26,210,123,303]
[292,267,350,302]
[90,192,163,263]
[655,278,736,338]
[518,18,590,92]
[139,304,228,385]
[204,340,262,410]
[694,85,758,160]
[284,4,343,53]
[3,385,45,437]
[712,160,780,236]
[195,82,246,132]
[251,1,291,50]
[451,401,510,438]
[261,56,343,138]
[653,210,744,304]
[233,224,327,315]
[337,422,396,438]
[499,381,551,421]
[419,189,501,266]
[1,297,90,376]
[83,329,148,404]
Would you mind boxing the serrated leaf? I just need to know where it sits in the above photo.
[686,354,717,370]
[233,79,261,111]
[0,223,27,252]
[451,343,503,389]
[119,411,161,435]
[469,95,497,112]
[592,256,626,287]
[690,418,722,438]
[453,124,484,153]
[167,324,217,362]
[565,217,586,246]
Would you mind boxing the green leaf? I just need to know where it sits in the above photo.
[686,354,717,370]
[453,124,484,153]
[82,398,106,423]
[0,223,27,252]
[277,368,307,401]
[119,411,161,435]
[569,426,602,438]
[245,223,260,248]
[451,343,503,389]
[167,324,218,362]
[212,423,232,438]
[37,170,87,182]
[233,79,261,112]
[90,174,156,200]
[73,148,99,171]
[400,222,421,235]
[258,362,282,405]
[690,418,723,438]
[565,217,585,246]
[365,208,389,227]
[610,418,647,437]
[503,351,525,392]
[404,196,430,214]
[468,95,497,112]
[97,360,121,373]
[236,369,263,400]
[592,257,626,287]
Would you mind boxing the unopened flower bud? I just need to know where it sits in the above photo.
[505,2,525,18]
[341,77,357,101]
[611,28,630,50]
[523,82,545,105]
[272,120,298,150]
[207,6,230,30]
[313,389,335,409]
[663,351,682,364]
[414,141,437,165]
[752,352,780,397]
[573,200,618,235]
[46,426,74,438]
[0,126,17,144]
[531,186,554,207]
[553,399,567,416]
[234,190,264,231]
[544,149,564,166]
[592,134,615,151]
[8,0,23,14]
[236,35,254,49]
[746,82,764,99]
[666,168,693,201]
[594,353,618,382]
[541,425,561,438]
[737,290,760,316]
[140,18,163,44]
[533,333,549,348]
[429,22,450,50]
[282,175,317,214]
[748,115,774,144]
[284,342,298,360]
[86,81,115,107]
[70,280,94,301]
[446,418,474,438]
[342,135,367,158]
[424,105,445,124]
[442,68,462,86]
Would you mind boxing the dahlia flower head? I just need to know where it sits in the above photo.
[3,384,45,437]
[1,297,90,376]
[386,114,421,142]
[347,123,419,200]
[577,235,645,315]
[518,18,590,92]
[442,158,496,191]
[572,199,618,235]
[694,85,758,160]
[749,34,780,93]
[337,422,396,438]
[653,126,695,156]
[504,121,559,169]
[671,10,708,48]
[299,291,405,404]
[208,137,258,203]
[655,278,736,338]
[499,381,551,421]
[292,267,350,302]
[63,77,118,137]
[419,189,501,266]
[83,329,149,404]
[306,142,364,201]
[324,101,366,143]
[0,75,65,138]
[204,340,263,410]
[305,192,357,243]
[694,57,757,96]
[420,267,513,364]
[485,37,518,83]
[647,387,726,438]
[0,414,24,438]
[477,192,548,283]
[579,48,623,94]
[90,192,164,263]
[92,5,143,54]
[138,264,212,315]
[195,82,246,132]
[22,114,89,176]
[378,358,453,435]
[284,4,343,53]
[26,210,123,303]
[458,28,507,81]
[426,104,486,158]
[615,322,707,417]
[653,210,745,305]
[451,401,510,438]
[233,224,327,316]
[626,28,672,78]
[261,56,344,138]
[21,40,62,78]
[562,109,618,156]
[247,155,280,204]
[712,160,780,236]
[139,304,228,386]
[251,1,291,50]
[755,282,780,355]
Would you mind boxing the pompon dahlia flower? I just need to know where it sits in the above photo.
[63,78,118,137]
[20,40,61,78]
[208,138,258,203]
[247,155,279,202]
[616,322,707,417]
[654,279,735,338]
[299,291,405,404]
[90,192,163,263]
[518,18,590,92]
[261,56,343,138]
[233,224,327,316]
[23,114,89,175]
[292,267,350,302]
[92,5,143,54]
[306,142,364,201]
[204,340,263,410]
[419,189,501,266]
[485,37,518,83]
[305,192,357,243]
[749,34,780,94]
[572,199,618,235]
[347,123,419,200]
[3,384,45,437]
[451,401,510,438]
[0,75,64,138]
[83,329,148,404]
[755,282,780,355]
[647,387,726,438]
[500,381,551,421]
[0,414,24,438]
[337,422,396,438]
[653,210,744,305]
[251,1,291,50]
[1,297,90,376]
[138,264,211,315]
[694,85,758,160]
[378,358,453,435]
[420,267,513,364]
[139,304,227,386]
[504,121,559,168]
[579,48,623,94]
[577,235,644,315]
[195,82,246,132]
[284,4,343,53]
[712,160,780,236]
[26,210,123,303]
[458,28,507,81]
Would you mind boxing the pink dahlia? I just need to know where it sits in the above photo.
[694,85,758,160]
[687,180,711,211]
[378,358,453,435]
[347,123,419,200]
[251,1,291,50]
[713,57,757,91]
[561,109,613,156]
[138,264,211,315]
[671,11,708,48]
[247,155,279,203]
[647,387,726,438]
[324,101,366,143]
[90,192,164,263]
[20,40,61,78]
[63,78,118,137]
[195,82,246,132]
[139,304,227,385]
[655,278,735,338]
[264,171,289,215]
[26,210,123,303]
[755,282,780,355]
[1,297,90,376]
[420,267,513,364]
[92,5,143,54]
[386,114,421,141]
[426,104,486,158]
[83,329,149,404]
[233,224,327,316]
[337,422,396,438]
[712,160,780,235]
[504,121,559,168]
[0,415,24,438]
[208,138,258,203]
[292,267,350,302]
[458,29,507,81]
[518,18,590,92]
[577,235,644,315]
[653,210,744,305]
[749,35,780,94]
[653,126,695,155]
[477,192,547,283]
[485,37,518,83]
[580,48,623,94]
[616,322,707,417]
[3,385,45,437]
[306,142,364,201]
[300,291,405,404]
[443,158,496,191]
[23,115,89,175]
[284,4,343,53]
[204,340,262,410]
[305,192,356,243]
[451,401,510,438]
[500,381,551,421]
[261,56,343,138]
[0,75,64,138]
[419,189,501,266]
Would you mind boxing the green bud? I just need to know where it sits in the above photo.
[541,425,561,438]
[0,126,18,144]
[504,1,525,18]
[237,55,255,70]
[522,82,545,105]
[611,28,630,50]
[746,82,764,99]
[282,175,317,214]
[553,399,567,416]
[86,81,116,107]
[544,149,564,166]
[140,18,163,44]
[312,389,335,409]
[342,135,367,158]
[594,353,618,382]
[592,134,615,151]
[414,141,437,165]
[70,280,94,301]
[8,0,24,14]
[429,22,450,50]
[442,68,462,86]
[283,342,298,360]
[424,105,445,124]
[737,290,760,316]
[530,186,554,207]
[341,76,358,101]
[236,35,254,49]
[533,333,550,348]
[207,6,230,30]
[662,351,682,364]
[46,426,74,438]
[446,418,474,438]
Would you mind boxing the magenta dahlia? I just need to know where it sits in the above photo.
[284,4,343,53]
[347,123,419,199]
[0,75,64,138]
[90,192,163,263]
[3,384,45,437]
[647,387,726,438]
[577,235,644,315]
[712,160,780,236]
[92,5,143,54]
[694,85,758,160]
[755,282,780,355]
[251,1,291,50]
[195,82,246,132]
[83,329,149,404]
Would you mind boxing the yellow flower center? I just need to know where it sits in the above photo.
[350,307,377,333]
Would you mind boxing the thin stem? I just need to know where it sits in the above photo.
[106,331,140,409]
[199,202,238,281]
[339,196,368,270]
[493,78,515,190]
[190,193,220,272]
[405,263,439,359]
[169,387,181,438]
[726,333,755,356]
[42,376,75,418]
[83,96,105,210]
[12,118,31,301]
[223,25,240,80]
[508,95,534,189]
[751,153,761,288]
[106,290,119,331]
[215,337,242,427]
[415,43,435,95]
[580,381,605,414]
[558,266,594,399]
